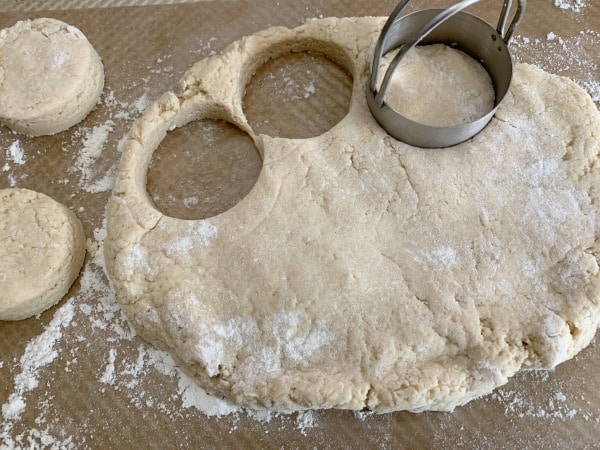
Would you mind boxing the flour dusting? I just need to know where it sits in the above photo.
[492,388,578,420]
[553,0,587,12]
[72,122,115,193]
[99,348,117,385]
[295,410,318,435]
[511,29,600,107]
[5,141,25,166]
[426,246,458,269]
[1,302,75,423]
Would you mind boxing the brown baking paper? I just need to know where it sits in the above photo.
[1,1,599,448]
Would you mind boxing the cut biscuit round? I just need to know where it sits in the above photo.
[0,18,104,136]
[0,188,86,321]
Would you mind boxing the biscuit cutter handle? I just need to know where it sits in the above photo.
[370,0,526,107]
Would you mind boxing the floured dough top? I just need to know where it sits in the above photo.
[0,188,86,320]
[382,44,495,126]
[0,18,104,136]
[105,17,600,413]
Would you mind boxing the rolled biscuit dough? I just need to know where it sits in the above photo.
[0,188,86,320]
[105,17,600,413]
[0,18,104,136]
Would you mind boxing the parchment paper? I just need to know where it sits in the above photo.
[1,1,599,448]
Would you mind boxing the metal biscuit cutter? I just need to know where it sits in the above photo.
[367,0,526,148]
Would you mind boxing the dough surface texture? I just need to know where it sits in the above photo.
[0,188,86,320]
[105,18,600,413]
[0,18,104,136]
[382,44,495,126]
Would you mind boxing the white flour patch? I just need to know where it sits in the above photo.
[102,89,128,110]
[581,80,600,103]
[84,163,117,194]
[132,93,151,114]
[553,0,587,12]
[72,122,115,193]
[164,220,219,257]
[183,196,199,208]
[191,37,218,57]
[165,235,194,257]
[52,51,69,70]
[426,246,458,269]
[295,410,318,435]
[5,140,25,166]
[303,80,316,98]
[99,348,117,385]
[177,367,239,416]
[354,410,376,420]
[105,342,240,418]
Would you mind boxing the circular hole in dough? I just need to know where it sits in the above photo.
[0,18,104,136]
[0,188,86,321]
[243,50,353,139]
[146,119,262,220]
[379,44,495,127]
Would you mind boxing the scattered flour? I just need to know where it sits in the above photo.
[99,348,117,385]
[1,303,75,422]
[553,0,587,12]
[191,37,218,57]
[511,29,600,107]
[492,388,578,420]
[132,93,151,114]
[354,410,376,421]
[183,196,199,208]
[72,122,115,193]
[1,141,26,188]
[295,410,318,436]
[581,80,600,104]
[5,141,25,166]
[304,80,316,98]
[275,68,321,102]
[6,173,16,188]
[66,89,158,195]
[1,302,76,450]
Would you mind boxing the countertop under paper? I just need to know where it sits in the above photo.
[1,1,599,448]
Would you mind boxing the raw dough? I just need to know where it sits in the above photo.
[381,44,495,126]
[0,18,104,136]
[0,188,86,320]
[105,17,600,413]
